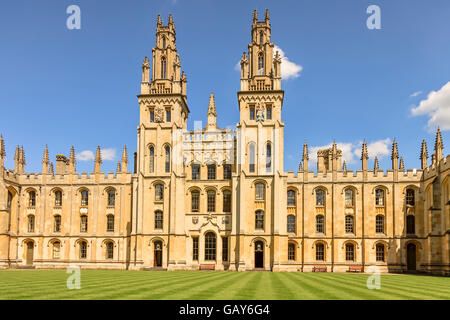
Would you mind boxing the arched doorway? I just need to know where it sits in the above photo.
[254,241,264,269]
[407,243,416,271]
[26,242,34,266]
[154,241,162,267]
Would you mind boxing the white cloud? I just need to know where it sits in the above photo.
[77,150,94,161]
[411,82,450,131]
[234,45,303,80]
[273,45,303,80]
[309,138,392,166]
[102,148,116,161]
[410,91,422,98]
[76,148,116,161]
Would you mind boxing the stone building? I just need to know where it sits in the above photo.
[0,11,448,274]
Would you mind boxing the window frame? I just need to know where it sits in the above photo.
[207,190,216,212]
[316,243,325,261]
[54,215,61,233]
[316,214,325,233]
[106,214,114,232]
[255,183,265,200]
[287,215,296,233]
[345,215,354,234]
[345,243,355,261]
[204,232,216,261]
[255,210,265,230]
[288,243,296,261]
[80,215,88,233]
[191,164,200,180]
[191,190,200,212]
[155,184,164,201]
[207,164,216,180]
[154,210,163,229]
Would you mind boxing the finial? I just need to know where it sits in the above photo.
[207,92,217,116]
[157,14,162,27]
[265,8,269,21]
[391,139,399,160]
[49,162,54,175]
[253,10,258,23]
[361,139,369,160]
[0,135,5,158]
[342,160,347,173]
[20,146,25,165]
[142,56,150,68]
[298,161,302,171]
[43,145,49,164]
[122,145,128,163]
[420,139,428,159]
[168,13,174,25]
[116,162,122,173]
[399,156,405,171]
[302,141,309,161]
[435,127,443,151]
[95,145,102,163]
[374,156,379,172]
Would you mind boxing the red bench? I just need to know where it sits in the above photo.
[347,265,363,273]
[199,264,215,271]
[312,266,327,272]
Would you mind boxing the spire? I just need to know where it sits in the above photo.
[399,156,405,172]
[116,162,122,173]
[361,139,368,171]
[420,139,428,169]
[206,92,217,129]
[374,156,379,172]
[94,145,102,173]
[302,142,309,171]
[121,145,128,173]
[434,127,444,161]
[391,139,399,170]
[42,145,49,173]
[342,160,347,173]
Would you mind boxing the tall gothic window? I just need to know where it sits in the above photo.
[375,189,385,206]
[207,190,216,212]
[191,190,199,212]
[81,190,89,206]
[255,210,264,229]
[106,242,114,259]
[164,146,171,173]
[316,189,325,206]
[259,31,263,44]
[55,190,62,207]
[149,146,155,173]
[155,184,164,201]
[345,189,354,207]
[406,189,415,206]
[204,232,216,261]
[161,57,166,79]
[287,215,296,233]
[28,191,36,207]
[107,214,114,232]
[255,183,265,200]
[258,53,264,75]
[223,190,231,213]
[266,143,272,172]
[107,190,115,207]
[249,143,256,172]
[287,190,296,206]
[162,37,166,49]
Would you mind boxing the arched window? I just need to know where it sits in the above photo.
[255,183,265,200]
[207,190,216,212]
[223,190,231,213]
[79,241,87,259]
[345,215,354,234]
[376,215,384,233]
[255,210,264,229]
[316,243,324,261]
[28,191,36,207]
[258,53,264,75]
[287,215,295,233]
[287,190,296,206]
[316,215,324,233]
[406,215,415,234]
[316,189,325,206]
[81,190,89,206]
[249,143,255,172]
[106,242,114,259]
[52,241,61,259]
[266,143,272,172]
[259,31,263,44]
[162,37,166,49]
[80,215,88,233]
[55,190,62,207]
[106,214,114,232]
[155,184,164,201]
[161,57,166,79]
[204,232,216,261]
[149,146,155,173]
[288,243,295,261]
[406,189,415,206]
[376,244,385,261]
[191,190,200,212]
[155,210,163,229]
[27,215,35,233]
[207,164,216,180]
[54,215,61,233]
[345,243,355,261]
[345,189,354,207]
[107,189,115,207]
[375,189,385,206]
[164,145,171,173]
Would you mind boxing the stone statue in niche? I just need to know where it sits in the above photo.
[154,107,164,123]
[256,103,265,121]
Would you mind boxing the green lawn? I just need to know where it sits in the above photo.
[0,270,448,300]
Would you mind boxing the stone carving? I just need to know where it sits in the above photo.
[154,107,164,123]
[256,103,265,121]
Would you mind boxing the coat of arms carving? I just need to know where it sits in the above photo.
[256,103,265,121]
[154,107,164,123]
[192,217,198,224]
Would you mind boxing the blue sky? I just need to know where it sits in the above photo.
[0,0,449,174]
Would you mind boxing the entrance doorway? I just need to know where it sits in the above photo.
[26,242,34,266]
[254,241,264,269]
[154,241,162,267]
[406,243,416,271]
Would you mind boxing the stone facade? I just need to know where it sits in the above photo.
[0,11,449,274]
